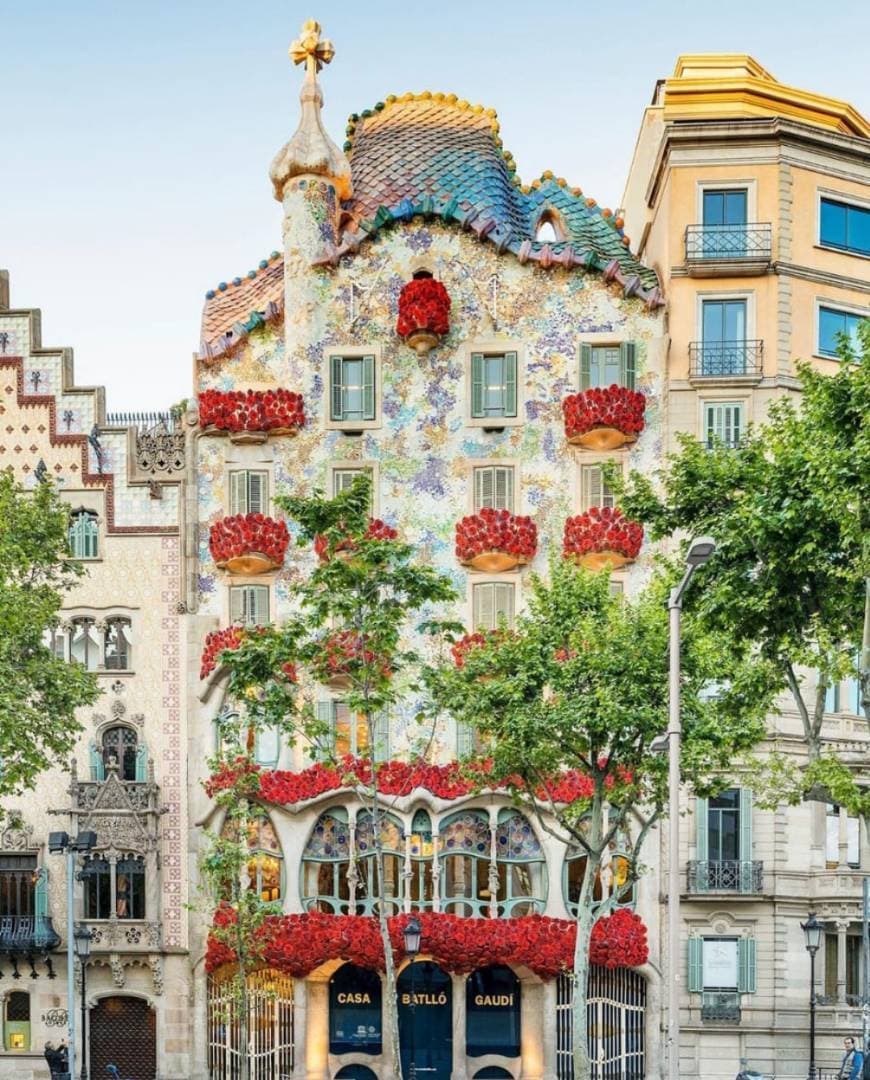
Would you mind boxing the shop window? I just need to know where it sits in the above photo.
[580,343,636,390]
[104,618,132,670]
[473,466,514,513]
[329,963,383,1055]
[354,812,404,915]
[70,617,101,671]
[494,810,546,916]
[229,471,268,516]
[331,355,376,423]
[4,991,30,1051]
[471,352,518,420]
[69,510,99,559]
[466,965,521,1058]
[408,810,435,911]
[301,809,351,914]
[440,811,492,917]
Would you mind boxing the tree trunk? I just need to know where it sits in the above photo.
[376,842,402,1080]
[235,917,250,1080]
[571,786,604,1080]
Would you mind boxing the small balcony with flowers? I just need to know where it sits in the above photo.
[454,509,538,573]
[562,385,646,451]
[198,388,305,444]
[209,513,290,576]
[563,507,643,571]
[395,275,451,355]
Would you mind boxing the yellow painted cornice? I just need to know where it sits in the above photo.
[663,54,870,140]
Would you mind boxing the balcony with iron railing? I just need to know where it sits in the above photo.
[701,991,741,1023]
[685,223,772,275]
[0,869,61,955]
[688,859,764,894]
[689,340,764,382]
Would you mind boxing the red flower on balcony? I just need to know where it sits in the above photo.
[451,630,514,669]
[200,626,246,680]
[311,631,391,689]
[562,385,646,450]
[313,518,399,562]
[455,509,537,572]
[396,278,451,353]
[209,513,290,575]
[563,507,643,570]
[198,388,305,437]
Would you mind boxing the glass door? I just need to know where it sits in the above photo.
[702,189,747,258]
[701,300,747,375]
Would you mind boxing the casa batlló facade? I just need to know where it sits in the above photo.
[0,25,868,1080]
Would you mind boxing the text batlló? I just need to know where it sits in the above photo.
[400,992,448,1006]
[473,994,515,1007]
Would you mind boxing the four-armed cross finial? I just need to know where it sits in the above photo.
[289,19,335,75]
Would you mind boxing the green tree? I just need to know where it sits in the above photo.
[213,476,457,1079]
[429,561,775,1080]
[0,471,99,796]
[609,326,870,820]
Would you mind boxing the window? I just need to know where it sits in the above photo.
[701,189,748,258]
[824,933,862,1000]
[104,617,132,670]
[332,465,375,511]
[0,854,38,918]
[704,402,743,448]
[246,816,283,902]
[229,471,268,516]
[472,582,515,632]
[826,804,860,868]
[495,810,546,916]
[254,726,281,768]
[825,680,841,713]
[46,628,66,661]
[440,811,492,917]
[579,465,616,511]
[301,810,351,914]
[580,343,636,390]
[820,198,870,257]
[115,857,146,918]
[818,306,865,358]
[694,789,756,892]
[471,352,518,420]
[473,465,514,513]
[316,701,375,759]
[101,726,141,781]
[229,585,269,626]
[70,617,101,671]
[82,858,112,919]
[69,510,99,559]
[408,810,434,911]
[4,991,30,1051]
[708,789,740,863]
[354,812,404,915]
[687,937,756,994]
[331,354,376,423]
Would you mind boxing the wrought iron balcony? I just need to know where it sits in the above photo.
[688,859,763,894]
[689,341,763,380]
[0,915,61,954]
[685,224,772,274]
[701,991,740,1022]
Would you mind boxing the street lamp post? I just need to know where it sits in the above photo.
[667,536,717,1080]
[403,917,422,1080]
[73,925,93,1080]
[49,830,97,1080]
[803,913,823,1080]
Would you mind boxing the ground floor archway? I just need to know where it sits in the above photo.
[89,995,157,1080]
[397,960,453,1080]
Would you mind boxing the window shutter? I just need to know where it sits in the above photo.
[695,796,709,892]
[247,472,266,515]
[620,342,637,389]
[316,701,335,761]
[457,721,474,758]
[504,352,518,417]
[89,742,105,783]
[135,744,148,783]
[229,472,247,516]
[362,355,376,421]
[229,587,245,624]
[687,938,703,993]
[331,355,344,421]
[373,712,390,763]
[738,786,753,859]
[472,583,491,630]
[249,586,269,626]
[471,353,485,417]
[582,466,603,511]
[256,727,280,768]
[496,467,513,512]
[494,582,515,627]
[737,937,756,993]
[475,467,494,511]
[34,867,49,937]
[580,344,593,390]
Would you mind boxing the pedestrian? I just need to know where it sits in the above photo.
[43,1040,66,1080]
[839,1036,864,1080]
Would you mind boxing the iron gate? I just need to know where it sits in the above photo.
[89,996,157,1080]
[208,967,294,1079]
[556,966,646,1079]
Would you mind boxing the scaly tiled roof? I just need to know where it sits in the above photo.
[199,93,663,361]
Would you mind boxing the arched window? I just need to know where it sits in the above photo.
[564,847,603,914]
[408,809,435,911]
[104,617,132,670]
[354,811,404,915]
[563,831,635,915]
[495,810,547,916]
[70,617,101,670]
[69,510,99,559]
[101,726,138,781]
[115,857,146,918]
[246,816,283,902]
[440,811,492,917]
[4,990,30,1051]
[301,809,351,914]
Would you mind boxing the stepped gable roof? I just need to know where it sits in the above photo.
[199,93,663,362]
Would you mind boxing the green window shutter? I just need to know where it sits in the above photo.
[457,721,474,758]
[737,938,756,993]
[687,938,703,993]
[580,344,593,390]
[739,788,753,893]
[504,352,518,417]
[471,353,485,417]
[620,342,637,389]
[229,472,247,515]
[89,742,105,782]
[135,744,148,783]
[34,867,48,920]
[373,713,390,763]
[695,796,709,893]
[362,355,376,421]
[247,472,266,515]
[331,355,344,421]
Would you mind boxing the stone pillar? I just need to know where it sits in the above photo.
[304,978,330,1080]
[838,807,850,869]
[292,976,308,1080]
[837,920,848,1004]
[451,972,468,1080]
[520,975,546,1080]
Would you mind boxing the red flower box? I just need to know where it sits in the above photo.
[562,385,645,450]
[199,388,305,440]
[563,508,643,571]
[313,518,398,562]
[455,509,537,572]
[200,626,246,680]
[396,278,451,354]
[311,631,391,690]
[209,513,290,575]
[207,908,648,980]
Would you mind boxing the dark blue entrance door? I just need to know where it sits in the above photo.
[397,961,453,1080]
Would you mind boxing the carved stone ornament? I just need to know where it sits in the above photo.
[1,812,34,851]
[148,953,164,995]
[109,953,125,988]
[136,421,185,474]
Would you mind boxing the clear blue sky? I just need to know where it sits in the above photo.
[3,0,869,411]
